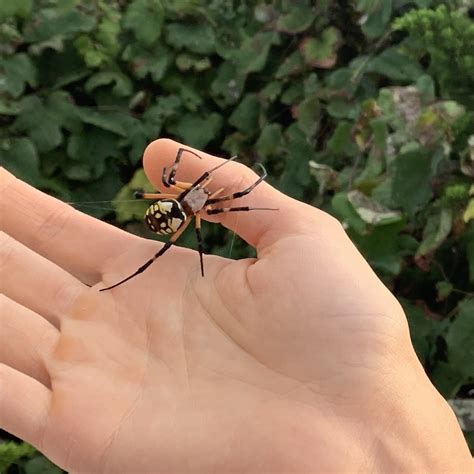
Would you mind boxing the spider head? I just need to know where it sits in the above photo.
[145,199,186,235]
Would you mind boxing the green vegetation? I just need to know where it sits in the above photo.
[1,0,473,470]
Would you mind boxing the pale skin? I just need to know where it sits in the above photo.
[0,139,472,473]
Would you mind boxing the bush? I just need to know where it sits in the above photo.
[1,0,473,470]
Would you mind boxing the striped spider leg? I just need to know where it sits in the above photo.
[100,151,276,291]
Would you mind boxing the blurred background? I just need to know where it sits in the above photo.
[1,0,473,471]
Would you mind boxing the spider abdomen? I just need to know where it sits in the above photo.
[145,199,186,235]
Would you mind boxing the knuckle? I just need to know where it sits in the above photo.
[33,206,74,247]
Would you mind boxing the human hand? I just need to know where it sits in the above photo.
[1,139,471,473]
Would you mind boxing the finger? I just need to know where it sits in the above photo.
[0,294,59,387]
[0,168,136,283]
[0,232,85,327]
[0,363,51,447]
[143,139,315,251]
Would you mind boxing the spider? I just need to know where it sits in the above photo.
[100,148,276,291]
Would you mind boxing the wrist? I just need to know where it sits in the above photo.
[370,353,472,472]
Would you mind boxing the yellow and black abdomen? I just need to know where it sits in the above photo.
[145,199,187,235]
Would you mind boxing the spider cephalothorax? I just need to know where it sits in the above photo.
[100,148,276,291]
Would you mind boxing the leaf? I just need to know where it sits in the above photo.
[402,299,443,365]
[0,0,32,21]
[391,149,433,214]
[299,27,341,69]
[166,113,223,149]
[23,7,95,43]
[446,298,474,379]
[0,137,41,185]
[275,50,305,79]
[113,169,151,223]
[122,43,172,82]
[24,454,63,474]
[165,22,215,55]
[13,96,62,152]
[356,0,393,39]
[464,198,474,223]
[276,5,316,33]
[331,192,367,235]
[66,128,121,180]
[351,220,405,275]
[0,53,37,97]
[256,123,283,159]
[77,109,129,137]
[366,47,424,82]
[327,121,357,155]
[229,94,260,135]
[347,190,403,226]
[416,207,453,258]
[123,0,164,46]
[211,61,246,106]
[436,281,453,301]
[296,95,321,137]
[85,71,133,97]
[0,441,36,472]
[233,32,278,74]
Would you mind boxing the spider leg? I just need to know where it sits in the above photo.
[178,156,238,201]
[134,191,179,200]
[206,163,267,205]
[195,214,204,277]
[162,148,203,188]
[100,218,192,291]
[207,206,278,215]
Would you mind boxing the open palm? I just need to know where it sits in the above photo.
[1,139,424,473]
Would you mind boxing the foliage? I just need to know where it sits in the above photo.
[0,0,473,467]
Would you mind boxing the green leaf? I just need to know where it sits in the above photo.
[0,53,37,98]
[416,207,453,258]
[402,299,443,365]
[366,47,423,82]
[296,95,321,137]
[77,109,129,137]
[356,0,393,38]
[0,0,32,21]
[211,61,246,106]
[0,441,36,472]
[166,113,223,149]
[276,5,316,33]
[446,298,474,379]
[327,121,357,155]
[23,7,95,43]
[347,190,403,226]
[275,50,304,79]
[122,43,171,82]
[233,32,278,74]
[165,22,215,55]
[331,192,367,235]
[352,220,405,275]
[436,281,453,301]
[391,149,433,214]
[66,128,121,180]
[229,94,260,135]
[24,454,63,474]
[85,71,133,97]
[256,123,283,159]
[14,96,62,152]
[123,0,164,46]
[0,137,41,185]
[300,27,341,69]
[113,169,151,223]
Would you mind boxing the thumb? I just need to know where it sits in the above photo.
[143,138,315,251]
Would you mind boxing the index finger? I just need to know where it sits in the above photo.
[143,139,317,251]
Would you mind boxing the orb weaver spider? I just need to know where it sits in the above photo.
[100,148,276,291]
